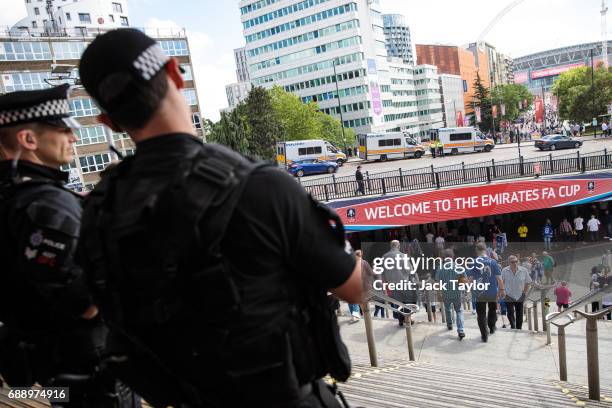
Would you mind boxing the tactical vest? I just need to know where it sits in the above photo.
[81,143,351,403]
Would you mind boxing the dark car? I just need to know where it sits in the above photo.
[535,134,582,151]
[288,159,338,177]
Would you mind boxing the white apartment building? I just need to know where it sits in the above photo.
[234,46,250,82]
[12,0,130,35]
[413,64,444,138]
[439,73,465,128]
[239,0,438,136]
[226,81,253,109]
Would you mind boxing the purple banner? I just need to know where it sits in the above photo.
[370,82,382,116]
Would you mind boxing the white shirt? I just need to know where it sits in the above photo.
[435,236,445,248]
[501,265,532,300]
[425,233,434,243]
[574,217,584,230]
[587,218,600,231]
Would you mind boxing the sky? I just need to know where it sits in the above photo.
[1,0,610,121]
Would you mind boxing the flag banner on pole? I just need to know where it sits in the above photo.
[492,105,498,119]
[501,104,506,116]
[534,97,544,123]
[456,111,463,127]
[475,106,481,123]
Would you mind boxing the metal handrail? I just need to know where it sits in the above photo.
[546,284,612,325]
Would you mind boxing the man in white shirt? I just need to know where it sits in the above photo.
[574,215,584,242]
[435,235,445,253]
[425,231,434,243]
[501,255,532,330]
[587,215,601,242]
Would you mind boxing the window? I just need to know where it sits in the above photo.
[182,89,197,106]
[79,153,111,173]
[124,148,136,156]
[112,132,129,141]
[69,98,100,117]
[377,139,400,147]
[192,112,201,129]
[78,13,91,23]
[76,126,107,146]
[108,14,114,22]
[52,41,87,60]
[34,7,40,15]
[158,40,188,56]
[65,12,71,21]
[2,72,50,92]
[449,133,472,141]
[181,65,193,81]
[112,2,123,12]
[120,16,128,26]
[297,146,322,155]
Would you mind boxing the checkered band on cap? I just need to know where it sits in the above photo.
[132,43,169,81]
[0,99,70,126]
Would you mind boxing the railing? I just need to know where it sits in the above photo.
[0,26,187,39]
[545,284,612,401]
[301,149,612,201]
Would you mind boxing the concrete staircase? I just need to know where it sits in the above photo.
[338,357,612,408]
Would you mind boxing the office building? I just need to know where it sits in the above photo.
[1,0,204,190]
[226,81,252,109]
[234,46,250,82]
[239,0,441,137]
[439,73,465,127]
[466,42,513,87]
[382,14,414,65]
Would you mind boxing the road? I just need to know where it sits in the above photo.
[305,136,612,181]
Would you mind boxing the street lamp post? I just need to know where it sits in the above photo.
[332,59,348,154]
[541,81,547,134]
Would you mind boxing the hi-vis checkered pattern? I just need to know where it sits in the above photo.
[0,99,70,126]
[132,43,169,81]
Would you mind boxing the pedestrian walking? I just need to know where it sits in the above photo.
[517,222,528,251]
[77,28,363,408]
[355,165,365,195]
[501,255,532,330]
[554,281,572,312]
[542,219,554,251]
[0,85,136,406]
[542,251,555,284]
[435,249,466,339]
[559,218,573,242]
[603,249,612,274]
[587,214,601,242]
[574,215,585,242]
[382,240,418,326]
[530,252,544,283]
[468,243,505,342]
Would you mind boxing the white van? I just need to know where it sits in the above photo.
[357,132,425,162]
[276,139,346,167]
[434,127,494,155]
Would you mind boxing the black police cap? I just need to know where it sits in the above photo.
[0,84,80,129]
[79,29,182,113]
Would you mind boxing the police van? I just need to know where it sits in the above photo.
[433,127,494,155]
[276,139,346,167]
[357,132,425,162]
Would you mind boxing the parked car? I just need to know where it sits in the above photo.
[288,159,338,177]
[535,134,583,151]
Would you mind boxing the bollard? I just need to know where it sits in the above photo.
[546,322,552,345]
[426,302,433,322]
[541,290,548,333]
[405,312,415,361]
[362,302,378,367]
[527,305,533,331]
[533,302,539,332]
[558,325,568,381]
[575,308,612,401]
[440,302,446,324]
[332,174,338,195]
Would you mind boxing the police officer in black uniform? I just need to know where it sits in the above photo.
[77,29,363,407]
[0,85,138,407]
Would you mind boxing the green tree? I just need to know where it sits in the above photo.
[470,72,493,132]
[316,111,355,148]
[552,65,612,123]
[242,86,283,160]
[208,108,249,154]
[270,85,321,141]
[490,83,533,122]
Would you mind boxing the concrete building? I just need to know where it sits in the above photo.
[416,44,489,115]
[467,42,513,87]
[234,46,250,82]
[225,81,252,109]
[439,73,465,128]
[239,0,440,137]
[382,14,414,65]
[1,1,204,190]
[12,0,130,36]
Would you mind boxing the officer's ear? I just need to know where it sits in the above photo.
[165,57,184,90]
[14,127,38,152]
[96,114,122,133]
